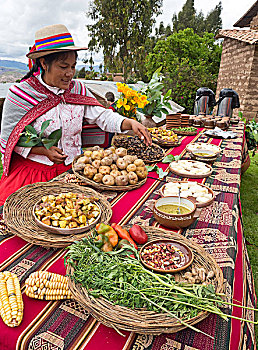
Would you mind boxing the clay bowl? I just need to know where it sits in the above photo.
[139,239,194,273]
[190,149,218,162]
[33,200,101,235]
[153,196,198,229]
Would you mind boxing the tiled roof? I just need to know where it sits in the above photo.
[216,29,258,44]
[234,1,258,28]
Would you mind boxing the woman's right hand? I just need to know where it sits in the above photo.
[45,146,68,164]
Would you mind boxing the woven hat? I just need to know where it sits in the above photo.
[27,24,87,59]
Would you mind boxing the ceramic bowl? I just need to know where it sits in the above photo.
[190,149,218,162]
[33,200,101,235]
[153,196,198,229]
[160,181,215,208]
[139,239,194,273]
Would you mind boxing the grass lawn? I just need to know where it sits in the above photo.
[240,153,258,342]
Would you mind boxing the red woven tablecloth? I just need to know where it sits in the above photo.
[0,123,256,350]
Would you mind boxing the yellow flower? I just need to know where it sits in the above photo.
[117,98,130,111]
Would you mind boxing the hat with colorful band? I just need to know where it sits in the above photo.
[27,24,87,59]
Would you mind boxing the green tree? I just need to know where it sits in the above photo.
[86,0,163,82]
[146,28,222,113]
[77,67,86,79]
[172,0,222,36]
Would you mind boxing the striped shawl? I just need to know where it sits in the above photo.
[0,76,103,176]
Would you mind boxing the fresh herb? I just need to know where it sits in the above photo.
[17,120,62,149]
[162,154,181,163]
[146,164,168,179]
[65,237,257,337]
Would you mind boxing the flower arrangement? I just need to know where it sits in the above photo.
[115,83,149,120]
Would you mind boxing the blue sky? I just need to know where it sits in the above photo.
[0,0,255,65]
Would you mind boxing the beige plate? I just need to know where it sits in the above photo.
[169,160,213,179]
[186,142,221,155]
[33,200,101,235]
[160,181,214,208]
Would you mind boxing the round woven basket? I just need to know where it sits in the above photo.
[172,129,198,136]
[3,182,112,248]
[72,155,147,192]
[151,136,182,148]
[67,226,224,335]
[112,135,165,164]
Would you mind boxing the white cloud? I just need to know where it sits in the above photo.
[0,0,255,66]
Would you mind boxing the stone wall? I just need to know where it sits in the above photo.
[215,38,258,121]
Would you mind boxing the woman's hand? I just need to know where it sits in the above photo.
[45,146,68,164]
[121,119,152,146]
[30,146,67,164]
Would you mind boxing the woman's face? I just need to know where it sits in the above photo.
[40,51,77,90]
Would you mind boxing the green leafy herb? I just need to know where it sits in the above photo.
[65,237,258,338]
[17,119,62,150]
[162,154,181,163]
[146,164,168,178]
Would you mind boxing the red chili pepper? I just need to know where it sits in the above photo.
[129,224,148,245]
[111,223,138,249]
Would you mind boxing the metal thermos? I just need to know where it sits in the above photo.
[194,87,216,115]
[216,88,240,117]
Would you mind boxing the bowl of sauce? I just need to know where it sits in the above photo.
[153,196,197,229]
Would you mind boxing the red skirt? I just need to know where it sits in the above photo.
[0,153,71,206]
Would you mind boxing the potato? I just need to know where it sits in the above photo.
[77,156,90,164]
[99,165,111,175]
[110,164,118,171]
[104,149,113,157]
[74,163,85,172]
[134,159,145,167]
[102,174,115,186]
[112,153,118,162]
[110,170,121,178]
[84,150,92,157]
[91,150,104,160]
[93,173,103,183]
[115,174,129,186]
[100,156,113,166]
[92,159,101,169]
[126,163,137,172]
[83,164,98,179]
[136,166,147,179]
[116,158,127,170]
[123,155,134,164]
[128,171,138,184]
[115,147,127,157]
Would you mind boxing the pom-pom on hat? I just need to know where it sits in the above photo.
[26,24,87,60]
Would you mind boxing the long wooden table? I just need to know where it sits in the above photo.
[0,122,256,350]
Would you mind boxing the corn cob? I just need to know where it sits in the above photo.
[25,271,72,300]
[0,271,23,327]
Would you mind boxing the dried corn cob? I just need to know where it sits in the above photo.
[0,271,23,327]
[25,271,72,300]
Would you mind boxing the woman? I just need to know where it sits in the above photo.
[0,24,151,205]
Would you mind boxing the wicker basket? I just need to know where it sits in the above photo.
[172,129,198,136]
[3,182,112,248]
[151,136,182,148]
[112,134,165,164]
[72,155,147,192]
[66,226,224,335]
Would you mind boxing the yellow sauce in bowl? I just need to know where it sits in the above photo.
[157,204,191,215]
